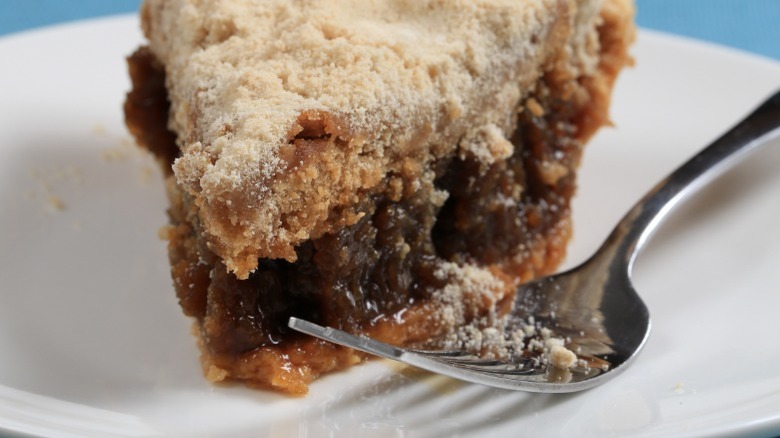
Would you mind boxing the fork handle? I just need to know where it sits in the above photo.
[605,90,780,271]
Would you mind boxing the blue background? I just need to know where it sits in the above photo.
[0,0,778,60]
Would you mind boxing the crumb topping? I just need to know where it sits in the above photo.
[140,0,607,277]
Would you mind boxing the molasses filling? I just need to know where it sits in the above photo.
[125,0,635,394]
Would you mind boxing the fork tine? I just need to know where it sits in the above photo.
[288,317,404,360]
[289,317,541,377]
[408,349,526,363]
[407,349,473,357]
[384,343,544,375]
[438,357,504,366]
[443,362,540,375]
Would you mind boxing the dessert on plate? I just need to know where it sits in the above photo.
[125,0,635,394]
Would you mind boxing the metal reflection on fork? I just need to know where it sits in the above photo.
[290,90,780,393]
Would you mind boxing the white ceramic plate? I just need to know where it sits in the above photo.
[1,15,779,438]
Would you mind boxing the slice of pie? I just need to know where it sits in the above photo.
[125,0,635,394]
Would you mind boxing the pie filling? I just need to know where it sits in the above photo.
[124,1,634,394]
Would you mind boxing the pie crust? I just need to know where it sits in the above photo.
[125,0,635,394]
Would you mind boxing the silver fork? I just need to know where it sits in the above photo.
[289,90,780,393]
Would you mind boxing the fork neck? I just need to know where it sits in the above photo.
[602,90,780,273]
